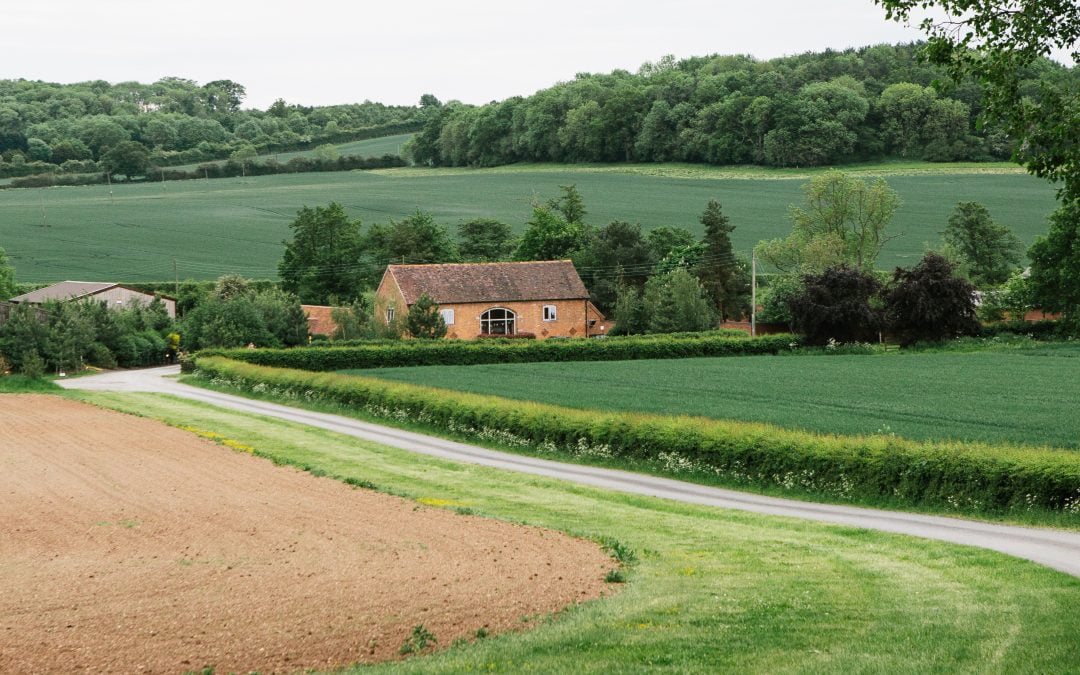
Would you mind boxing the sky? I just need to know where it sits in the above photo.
[1,0,1069,110]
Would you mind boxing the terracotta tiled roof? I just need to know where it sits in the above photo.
[301,305,340,336]
[387,260,589,305]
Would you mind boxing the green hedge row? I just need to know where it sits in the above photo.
[195,356,1080,517]
[201,333,798,371]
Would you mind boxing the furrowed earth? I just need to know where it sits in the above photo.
[0,395,611,673]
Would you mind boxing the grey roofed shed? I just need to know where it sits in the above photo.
[10,281,177,318]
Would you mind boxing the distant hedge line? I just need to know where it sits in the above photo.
[201,333,799,370]
[5,153,406,189]
[193,356,1080,517]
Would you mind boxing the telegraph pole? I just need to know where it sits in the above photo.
[39,190,47,228]
[751,248,757,338]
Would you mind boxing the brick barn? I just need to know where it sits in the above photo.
[375,260,611,339]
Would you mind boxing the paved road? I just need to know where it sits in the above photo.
[61,365,1080,579]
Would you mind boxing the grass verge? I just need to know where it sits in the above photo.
[65,389,1080,673]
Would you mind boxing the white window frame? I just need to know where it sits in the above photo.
[385,306,395,323]
[543,304,557,322]
[440,308,455,326]
[480,307,516,335]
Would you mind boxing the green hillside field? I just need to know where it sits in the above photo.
[0,161,1057,283]
[345,343,1080,449]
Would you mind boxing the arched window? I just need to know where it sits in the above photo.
[480,307,516,335]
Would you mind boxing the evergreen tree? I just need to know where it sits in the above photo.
[697,199,751,320]
[644,268,716,334]
[405,293,447,339]
[0,246,16,300]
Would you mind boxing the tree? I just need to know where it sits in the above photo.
[757,171,901,272]
[1028,199,1080,331]
[611,281,649,335]
[457,218,514,261]
[0,246,16,300]
[513,205,587,261]
[576,220,655,312]
[643,267,717,334]
[314,143,340,161]
[697,199,751,320]
[646,226,696,262]
[101,140,149,179]
[942,202,1022,286]
[877,0,1080,198]
[364,210,459,278]
[885,252,979,346]
[0,303,48,372]
[405,293,447,339]
[279,202,366,305]
[788,265,882,344]
[547,184,587,224]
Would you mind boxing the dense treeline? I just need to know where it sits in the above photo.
[408,43,1077,168]
[0,77,426,177]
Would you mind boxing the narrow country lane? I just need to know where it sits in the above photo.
[60,365,1080,579]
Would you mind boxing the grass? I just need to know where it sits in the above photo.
[0,162,1057,283]
[345,342,1080,450]
[62,389,1080,672]
[167,133,416,171]
[0,374,60,393]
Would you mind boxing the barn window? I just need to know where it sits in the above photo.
[543,305,557,321]
[480,307,516,335]
[385,306,395,323]
[440,308,455,326]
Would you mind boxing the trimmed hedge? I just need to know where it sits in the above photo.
[193,356,1080,517]
[201,333,799,371]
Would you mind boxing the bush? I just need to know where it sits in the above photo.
[193,356,1080,518]
[200,333,798,371]
[20,349,45,378]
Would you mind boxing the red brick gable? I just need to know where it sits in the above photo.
[387,260,589,305]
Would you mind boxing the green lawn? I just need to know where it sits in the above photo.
[0,162,1057,283]
[67,390,1080,673]
[346,343,1080,449]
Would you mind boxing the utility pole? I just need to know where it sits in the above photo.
[751,248,757,338]
[106,171,114,206]
[204,167,210,192]
[39,190,47,228]
[161,168,166,192]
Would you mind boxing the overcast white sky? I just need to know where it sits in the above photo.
[2,1,1065,110]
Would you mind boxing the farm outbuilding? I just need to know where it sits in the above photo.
[10,281,176,318]
[376,260,611,339]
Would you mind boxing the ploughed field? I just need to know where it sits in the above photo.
[0,162,1056,282]
[0,395,610,672]
[345,343,1080,449]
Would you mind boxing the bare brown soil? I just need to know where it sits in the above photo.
[0,395,612,673]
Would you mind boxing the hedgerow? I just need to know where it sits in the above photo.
[200,333,798,371]
[194,355,1080,518]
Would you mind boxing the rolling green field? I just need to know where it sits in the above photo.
[347,343,1080,449]
[0,161,1057,282]
[168,132,417,172]
[70,390,1080,672]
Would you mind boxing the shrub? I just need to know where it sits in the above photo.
[201,333,798,371]
[20,349,45,378]
[193,356,1080,519]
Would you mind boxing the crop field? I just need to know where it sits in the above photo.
[0,161,1058,282]
[64,390,1080,672]
[167,133,417,172]
[346,343,1080,449]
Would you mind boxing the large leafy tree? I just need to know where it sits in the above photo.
[941,201,1022,286]
[885,252,980,345]
[364,210,459,277]
[278,202,366,305]
[101,140,150,179]
[1028,200,1080,331]
[457,218,514,261]
[513,205,587,261]
[788,265,883,345]
[877,0,1080,198]
[643,267,717,334]
[757,171,901,272]
[576,220,655,313]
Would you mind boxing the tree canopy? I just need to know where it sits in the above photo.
[278,202,366,305]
